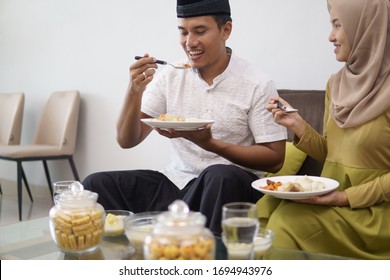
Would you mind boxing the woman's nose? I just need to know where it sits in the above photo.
[328,30,335,42]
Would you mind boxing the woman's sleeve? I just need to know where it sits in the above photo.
[293,81,331,162]
[346,173,390,208]
[293,125,327,162]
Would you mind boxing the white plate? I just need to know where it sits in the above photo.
[141,118,214,131]
[251,175,339,200]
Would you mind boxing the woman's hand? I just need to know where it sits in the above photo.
[295,191,349,207]
[267,96,307,139]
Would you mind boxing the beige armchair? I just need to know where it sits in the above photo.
[0,92,31,197]
[0,90,81,220]
[0,92,25,146]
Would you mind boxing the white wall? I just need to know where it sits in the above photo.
[0,0,342,188]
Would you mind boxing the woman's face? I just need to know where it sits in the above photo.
[328,13,351,62]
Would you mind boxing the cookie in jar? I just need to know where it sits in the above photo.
[144,200,215,260]
[49,181,105,253]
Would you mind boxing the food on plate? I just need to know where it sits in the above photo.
[278,182,305,192]
[262,180,282,191]
[104,213,126,236]
[262,176,326,192]
[157,114,186,121]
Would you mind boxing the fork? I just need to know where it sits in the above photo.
[135,56,191,69]
[276,101,298,113]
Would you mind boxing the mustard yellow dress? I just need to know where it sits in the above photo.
[257,87,390,259]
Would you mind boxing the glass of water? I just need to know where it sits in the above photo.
[221,202,259,260]
[52,180,78,202]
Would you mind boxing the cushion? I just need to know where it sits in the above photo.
[265,142,307,177]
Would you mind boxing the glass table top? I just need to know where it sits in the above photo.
[0,217,348,260]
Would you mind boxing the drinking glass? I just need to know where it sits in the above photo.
[52,180,77,202]
[221,202,259,260]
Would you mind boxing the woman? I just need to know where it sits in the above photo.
[259,0,390,259]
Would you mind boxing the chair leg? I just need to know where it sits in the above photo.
[21,166,33,202]
[17,161,23,221]
[0,181,2,195]
[42,160,53,199]
[68,156,80,181]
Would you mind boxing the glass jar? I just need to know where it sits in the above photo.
[144,200,215,260]
[49,182,105,253]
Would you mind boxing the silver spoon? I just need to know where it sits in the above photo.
[276,101,298,113]
[135,56,191,69]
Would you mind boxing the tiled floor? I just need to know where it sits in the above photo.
[0,179,53,226]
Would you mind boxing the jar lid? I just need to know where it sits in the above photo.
[156,200,206,228]
[56,181,98,207]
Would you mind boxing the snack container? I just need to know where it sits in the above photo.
[49,182,105,253]
[144,200,215,260]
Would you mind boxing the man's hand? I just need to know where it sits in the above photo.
[129,54,158,95]
[155,124,213,148]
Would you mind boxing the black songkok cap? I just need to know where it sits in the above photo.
[177,0,231,18]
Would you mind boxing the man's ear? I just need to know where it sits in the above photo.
[222,21,232,40]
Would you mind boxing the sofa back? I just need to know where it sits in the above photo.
[278,89,325,176]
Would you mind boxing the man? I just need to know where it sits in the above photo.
[83,0,286,235]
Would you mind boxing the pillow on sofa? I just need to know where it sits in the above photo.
[265,142,307,177]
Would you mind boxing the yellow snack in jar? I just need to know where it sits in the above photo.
[72,221,93,232]
[77,236,85,249]
[179,244,194,259]
[92,230,102,245]
[68,234,77,249]
[71,212,88,219]
[149,241,165,259]
[73,228,93,237]
[51,208,104,252]
[193,241,208,258]
[93,218,104,229]
[57,212,72,223]
[71,215,91,226]
[49,186,106,253]
[56,225,72,235]
[61,233,70,249]
[85,234,92,248]
[90,209,104,220]
[163,244,180,259]
[55,217,72,229]
[55,230,63,247]
[203,238,214,249]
